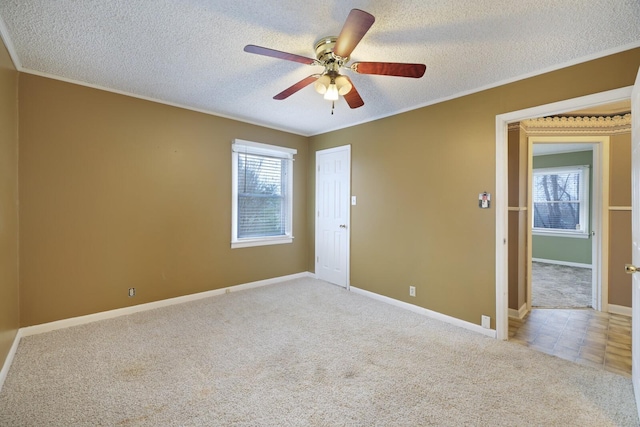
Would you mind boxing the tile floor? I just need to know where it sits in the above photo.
[509,308,632,377]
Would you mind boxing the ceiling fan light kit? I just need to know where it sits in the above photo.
[335,76,352,95]
[314,74,330,95]
[314,74,352,99]
[243,9,426,112]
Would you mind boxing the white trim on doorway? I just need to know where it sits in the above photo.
[495,86,633,340]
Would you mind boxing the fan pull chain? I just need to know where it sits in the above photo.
[331,101,335,115]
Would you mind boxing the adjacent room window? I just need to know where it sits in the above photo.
[231,139,296,248]
[532,165,589,238]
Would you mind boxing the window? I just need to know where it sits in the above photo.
[532,165,589,238]
[231,139,296,248]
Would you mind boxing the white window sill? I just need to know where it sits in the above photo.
[231,236,294,249]
[532,230,590,239]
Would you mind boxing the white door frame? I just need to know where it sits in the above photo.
[527,136,609,313]
[495,86,632,340]
[630,66,640,416]
[315,145,351,288]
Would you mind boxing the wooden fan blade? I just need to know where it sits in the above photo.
[333,9,375,58]
[342,76,364,109]
[244,45,316,65]
[352,62,426,78]
[273,75,319,100]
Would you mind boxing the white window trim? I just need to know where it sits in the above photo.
[231,139,296,249]
[532,229,591,239]
[532,165,590,239]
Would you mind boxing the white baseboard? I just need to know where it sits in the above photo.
[508,303,528,319]
[349,286,497,338]
[0,329,22,393]
[21,272,313,337]
[608,304,631,317]
[532,258,592,269]
[1,271,313,391]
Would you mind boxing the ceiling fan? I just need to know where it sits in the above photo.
[243,9,426,111]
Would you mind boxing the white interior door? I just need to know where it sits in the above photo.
[315,145,351,288]
[631,67,640,414]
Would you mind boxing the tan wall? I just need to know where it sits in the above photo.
[507,126,527,311]
[8,45,640,333]
[507,127,521,207]
[610,132,632,207]
[609,132,632,306]
[507,125,519,309]
[0,38,19,367]
[308,48,640,327]
[507,210,525,310]
[18,74,309,326]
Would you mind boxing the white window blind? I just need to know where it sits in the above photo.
[237,153,288,238]
[231,140,296,248]
[532,165,589,236]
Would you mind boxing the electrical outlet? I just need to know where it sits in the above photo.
[481,315,491,329]
[128,288,135,297]
[409,286,416,297]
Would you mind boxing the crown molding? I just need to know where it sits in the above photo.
[519,113,630,134]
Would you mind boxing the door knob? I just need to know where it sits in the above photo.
[625,264,638,274]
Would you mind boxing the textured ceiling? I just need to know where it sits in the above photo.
[0,1,639,136]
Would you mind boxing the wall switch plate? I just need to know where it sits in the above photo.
[409,286,416,297]
[351,196,357,205]
[481,315,491,329]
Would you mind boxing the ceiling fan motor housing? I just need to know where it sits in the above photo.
[314,36,352,97]
[315,36,348,67]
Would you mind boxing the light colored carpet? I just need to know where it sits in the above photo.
[532,261,592,308]
[0,278,637,426]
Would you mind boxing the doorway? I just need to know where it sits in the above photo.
[497,90,634,378]
[527,137,608,312]
[495,86,633,340]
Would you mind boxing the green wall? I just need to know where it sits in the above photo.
[532,150,593,265]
